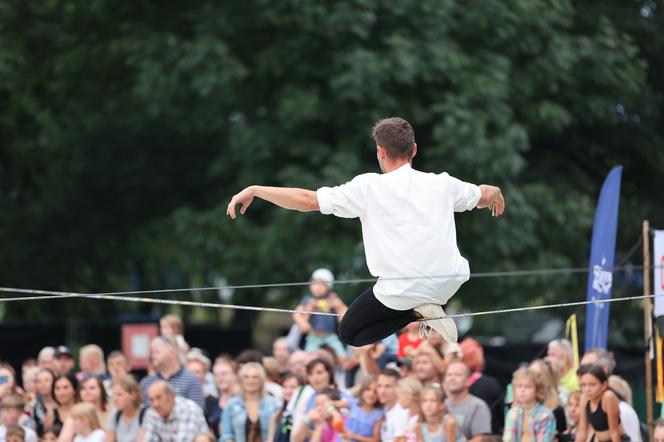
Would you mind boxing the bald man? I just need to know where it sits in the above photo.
[141,380,208,442]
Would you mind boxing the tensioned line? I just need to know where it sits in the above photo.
[0,264,651,300]
[0,287,660,320]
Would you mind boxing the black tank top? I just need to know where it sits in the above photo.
[586,395,610,431]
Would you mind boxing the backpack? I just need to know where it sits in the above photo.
[114,406,148,427]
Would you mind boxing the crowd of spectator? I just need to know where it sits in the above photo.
[0,270,660,442]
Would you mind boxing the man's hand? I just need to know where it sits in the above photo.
[477,185,505,217]
[227,186,255,219]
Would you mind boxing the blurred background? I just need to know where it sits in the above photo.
[0,0,662,388]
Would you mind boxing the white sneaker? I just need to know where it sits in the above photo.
[413,304,458,343]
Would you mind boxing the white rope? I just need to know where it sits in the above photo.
[0,286,661,319]
[0,263,653,300]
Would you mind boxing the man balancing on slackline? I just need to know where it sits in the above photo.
[226,117,505,345]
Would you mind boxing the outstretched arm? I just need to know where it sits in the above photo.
[477,184,505,216]
[227,185,319,219]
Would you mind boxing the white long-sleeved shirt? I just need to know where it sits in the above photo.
[317,163,480,310]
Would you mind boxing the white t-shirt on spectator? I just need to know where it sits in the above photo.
[73,429,105,442]
[317,164,480,310]
[619,401,642,442]
[381,402,409,442]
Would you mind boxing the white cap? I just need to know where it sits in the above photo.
[310,268,334,289]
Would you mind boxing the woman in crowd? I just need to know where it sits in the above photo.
[289,358,351,437]
[105,374,145,442]
[503,367,555,442]
[78,376,111,429]
[206,358,240,438]
[575,364,626,442]
[32,368,56,435]
[396,378,423,442]
[68,402,105,442]
[529,359,566,437]
[221,362,282,442]
[415,333,457,377]
[416,385,462,442]
[546,339,579,400]
[272,373,304,442]
[341,376,383,442]
[608,375,642,442]
[560,391,581,442]
[0,363,20,400]
[58,376,110,442]
[45,375,79,430]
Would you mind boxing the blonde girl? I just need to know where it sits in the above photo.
[397,378,423,442]
[416,386,462,442]
[68,402,104,442]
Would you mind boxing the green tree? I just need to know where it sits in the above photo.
[0,0,661,340]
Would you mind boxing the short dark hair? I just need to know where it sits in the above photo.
[379,368,401,382]
[372,117,416,159]
[318,386,341,401]
[107,350,127,362]
[235,349,264,365]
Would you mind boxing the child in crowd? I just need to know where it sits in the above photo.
[0,395,38,442]
[654,418,664,442]
[559,391,580,442]
[342,377,383,442]
[193,433,216,442]
[38,424,61,442]
[6,427,25,442]
[575,364,626,442]
[416,386,462,442]
[70,402,105,442]
[294,387,345,442]
[159,314,189,355]
[293,269,348,359]
[396,378,423,442]
[503,367,555,442]
[398,322,423,359]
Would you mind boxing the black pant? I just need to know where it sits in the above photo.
[338,287,417,346]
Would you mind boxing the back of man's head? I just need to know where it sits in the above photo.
[581,348,616,375]
[372,117,416,160]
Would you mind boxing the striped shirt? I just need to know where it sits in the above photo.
[140,367,205,409]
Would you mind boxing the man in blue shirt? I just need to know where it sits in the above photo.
[140,336,205,409]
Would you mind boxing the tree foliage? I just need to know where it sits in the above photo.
[0,0,662,339]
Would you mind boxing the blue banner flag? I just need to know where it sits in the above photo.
[584,166,622,351]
